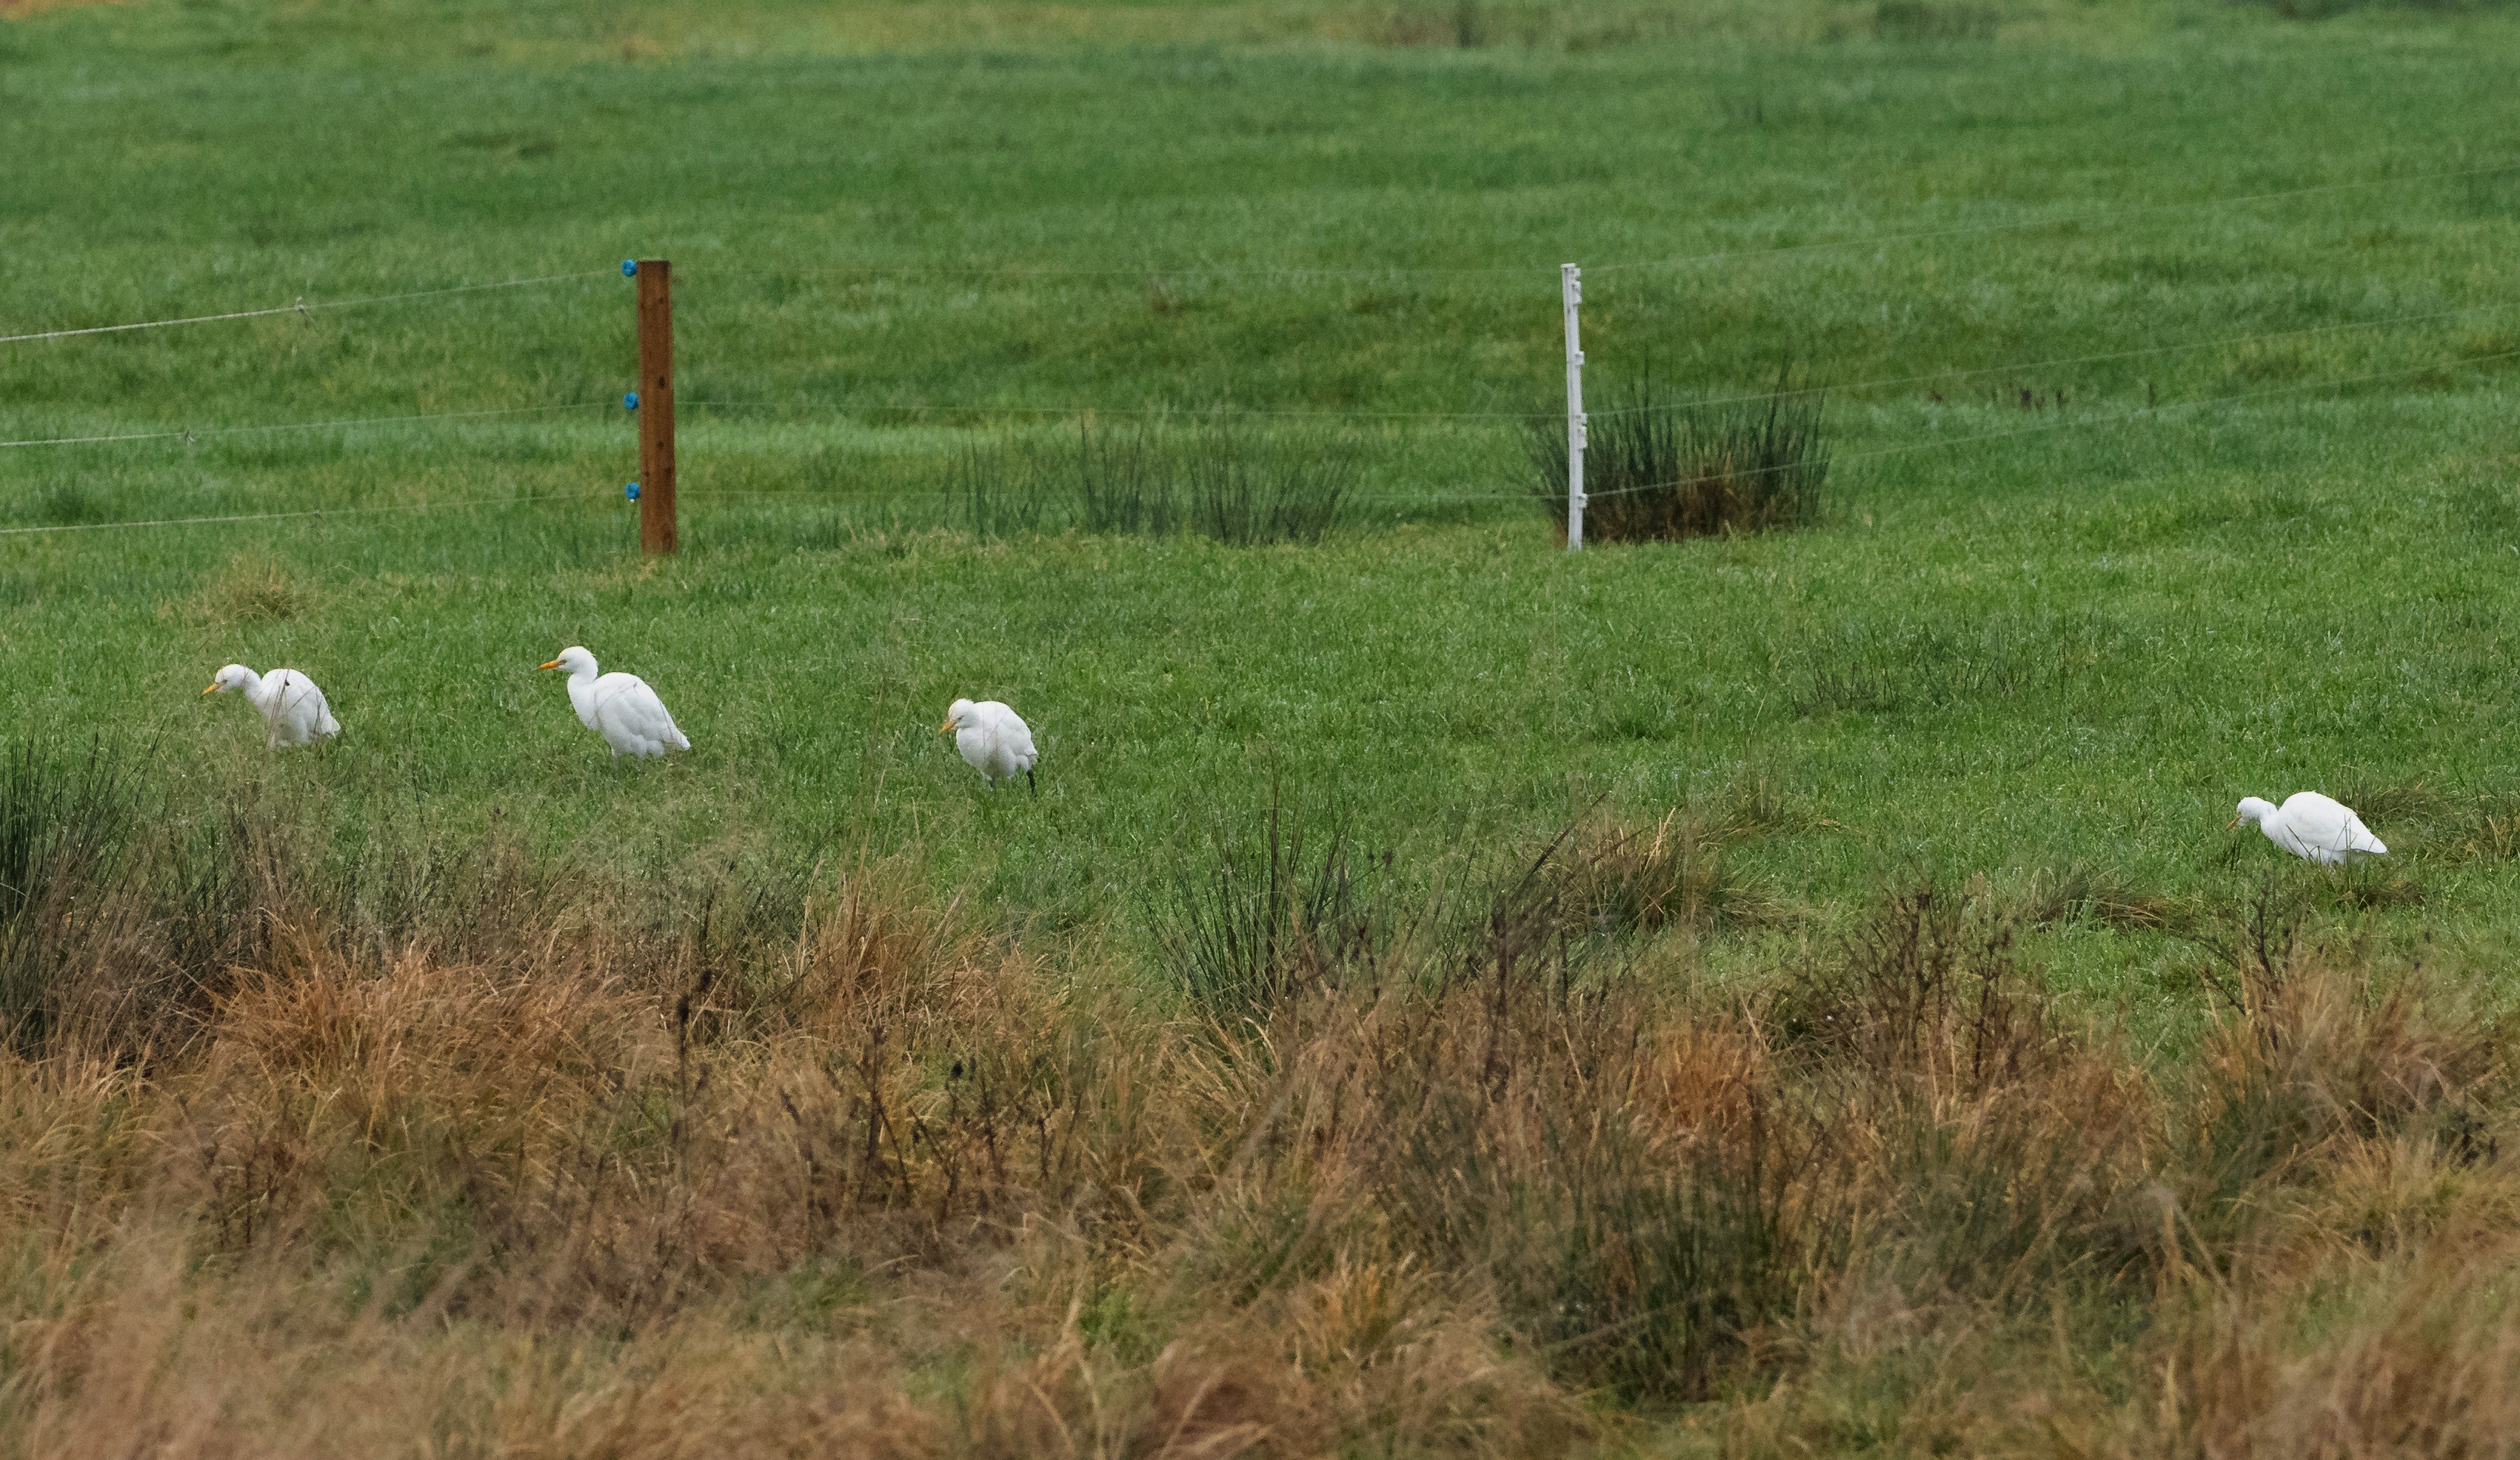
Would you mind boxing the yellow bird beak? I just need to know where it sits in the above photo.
[938,718,955,733]
[2227,815,2241,830]
[201,683,220,695]
[538,658,562,671]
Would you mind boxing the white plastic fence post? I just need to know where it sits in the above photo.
[1561,263,1586,551]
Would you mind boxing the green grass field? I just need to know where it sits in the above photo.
[10,0,2520,979]
[7,0,2520,1450]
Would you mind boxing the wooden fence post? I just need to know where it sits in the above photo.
[633,258,676,555]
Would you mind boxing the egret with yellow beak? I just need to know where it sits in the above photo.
[2231,791,2386,866]
[540,646,689,760]
[204,664,338,748]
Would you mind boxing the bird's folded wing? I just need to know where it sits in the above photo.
[600,681,680,745]
[2286,802,2350,852]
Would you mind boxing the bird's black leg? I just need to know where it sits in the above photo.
[1027,768,1038,798]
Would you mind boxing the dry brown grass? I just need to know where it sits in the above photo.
[5,778,2520,1456]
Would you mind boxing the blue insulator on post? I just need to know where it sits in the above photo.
[624,392,639,411]
[626,482,641,501]
[621,259,638,277]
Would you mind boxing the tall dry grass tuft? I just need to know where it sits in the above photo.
[1185,839,1796,1407]
[2125,952,2520,1459]
[1780,886,2156,1336]
[10,773,2520,1454]
[4,746,578,1063]
[2176,941,2505,1259]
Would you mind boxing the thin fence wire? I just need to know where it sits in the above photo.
[684,488,966,502]
[13,337,2493,537]
[4,287,2503,481]
[7,302,2500,470]
[664,298,2515,426]
[0,143,2507,358]
[666,343,2520,516]
[0,401,613,451]
[0,271,612,346]
[6,144,2510,444]
[7,150,2513,531]
[670,150,2520,283]
[1563,344,2520,504]
[1585,157,2520,275]
[675,398,1552,421]
[0,490,611,539]
[697,260,1540,281]
[1582,301,2520,418]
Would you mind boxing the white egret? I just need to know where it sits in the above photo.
[539,646,689,760]
[941,697,1038,794]
[204,664,339,748]
[2232,792,2387,866]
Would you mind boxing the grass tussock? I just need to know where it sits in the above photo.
[186,546,313,625]
[1550,804,1782,937]
[1528,369,1828,545]
[9,749,2520,1453]
[2013,859,2189,933]
[1165,788,1386,1017]
[2464,791,2520,861]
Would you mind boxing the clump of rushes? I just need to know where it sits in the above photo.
[1072,418,1188,537]
[0,739,135,1051]
[957,413,1352,546]
[1528,366,1829,543]
[1166,783,1381,1017]
[1183,414,1352,547]
[951,438,1055,540]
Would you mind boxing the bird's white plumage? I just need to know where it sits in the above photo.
[2235,792,2387,866]
[942,697,1038,790]
[206,664,338,748]
[542,646,689,759]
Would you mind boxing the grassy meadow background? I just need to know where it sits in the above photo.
[6,0,2520,1453]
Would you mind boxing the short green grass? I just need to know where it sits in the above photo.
[5,0,2520,1020]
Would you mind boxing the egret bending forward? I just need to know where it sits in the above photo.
[942,698,1037,794]
[204,664,339,748]
[540,646,689,759]
[2233,792,2387,866]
